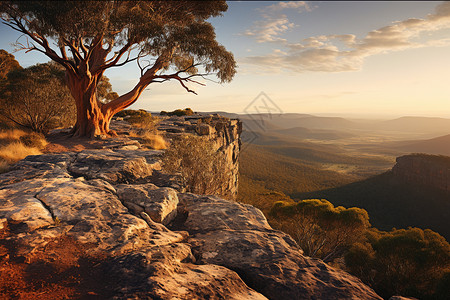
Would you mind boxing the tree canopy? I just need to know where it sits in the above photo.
[270,199,370,262]
[0,1,236,137]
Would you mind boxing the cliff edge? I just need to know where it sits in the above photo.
[392,154,450,192]
[0,118,381,299]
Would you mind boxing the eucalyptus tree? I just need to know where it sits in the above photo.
[0,1,236,137]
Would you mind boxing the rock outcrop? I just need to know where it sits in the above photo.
[158,114,241,200]
[0,118,382,299]
[392,154,450,192]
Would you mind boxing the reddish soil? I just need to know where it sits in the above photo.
[2,131,123,299]
[0,223,116,300]
[43,132,106,154]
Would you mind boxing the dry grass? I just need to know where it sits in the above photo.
[140,133,167,150]
[0,129,48,173]
[0,142,42,163]
[0,129,29,142]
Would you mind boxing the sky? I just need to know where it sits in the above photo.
[1,1,450,119]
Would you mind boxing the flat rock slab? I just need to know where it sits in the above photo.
[68,149,161,184]
[117,184,179,225]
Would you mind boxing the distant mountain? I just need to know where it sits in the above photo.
[295,155,450,240]
[393,134,450,156]
[377,116,450,135]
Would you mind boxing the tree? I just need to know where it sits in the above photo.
[0,58,118,133]
[269,199,370,262]
[0,49,21,81]
[1,62,75,132]
[345,227,450,299]
[0,1,236,137]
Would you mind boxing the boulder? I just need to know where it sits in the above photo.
[116,184,179,225]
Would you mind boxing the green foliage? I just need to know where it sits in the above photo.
[269,199,370,262]
[1,62,75,133]
[345,227,450,299]
[96,75,119,104]
[162,135,232,198]
[0,1,236,82]
[115,109,157,129]
[160,108,194,117]
[299,171,450,240]
[0,49,21,81]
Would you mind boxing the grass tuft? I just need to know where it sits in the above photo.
[0,129,48,173]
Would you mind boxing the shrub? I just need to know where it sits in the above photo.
[269,199,370,262]
[19,132,47,148]
[115,109,157,129]
[162,135,231,197]
[160,108,194,117]
[139,132,167,150]
[345,227,450,299]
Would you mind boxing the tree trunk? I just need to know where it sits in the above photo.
[64,55,165,138]
[66,72,115,138]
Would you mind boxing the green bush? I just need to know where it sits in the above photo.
[115,109,157,129]
[160,108,194,116]
[345,227,450,299]
[269,199,370,262]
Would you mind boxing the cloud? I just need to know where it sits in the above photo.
[259,1,311,14]
[242,15,296,43]
[242,2,312,43]
[243,2,450,73]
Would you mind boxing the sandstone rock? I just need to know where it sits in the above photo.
[0,153,73,185]
[196,123,215,136]
[0,179,57,231]
[106,243,267,300]
[179,194,272,233]
[0,118,383,299]
[116,184,179,225]
[68,149,158,184]
[0,177,184,256]
[392,154,450,192]
[181,194,382,300]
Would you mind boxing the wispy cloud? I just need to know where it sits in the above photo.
[242,15,296,43]
[243,2,450,73]
[258,1,311,14]
[242,1,312,43]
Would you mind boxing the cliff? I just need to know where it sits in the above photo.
[157,114,241,200]
[392,154,450,192]
[0,119,381,299]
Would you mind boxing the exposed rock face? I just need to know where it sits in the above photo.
[392,154,450,192]
[0,121,382,299]
[158,114,241,200]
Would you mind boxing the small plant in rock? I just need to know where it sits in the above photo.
[162,135,231,197]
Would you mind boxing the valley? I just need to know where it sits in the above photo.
[236,113,450,240]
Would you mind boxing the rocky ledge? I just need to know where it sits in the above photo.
[0,142,381,299]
